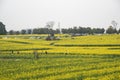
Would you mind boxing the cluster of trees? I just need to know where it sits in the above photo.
[7,28,59,35]
[62,26,120,34]
[106,26,119,34]
[0,21,120,35]
[62,27,105,34]
[7,26,120,35]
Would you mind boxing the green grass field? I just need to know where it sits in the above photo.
[0,34,120,80]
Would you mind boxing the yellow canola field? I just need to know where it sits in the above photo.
[0,34,120,54]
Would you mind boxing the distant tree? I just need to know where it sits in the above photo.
[73,26,78,34]
[78,27,87,34]
[55,29,60,34]
[86,27,92,34]
[45,21,55,36]
[42,28,49,34]
[92,28,105,34]
[21,29,26,34]
[15,31,20,35]
[27,29,32,34]
[106,26,117,34]
[62,28,68,34]
[78,27,83,34]
[118,28,120,34]
[45,21,54,30]
[8,30,14,35]
[38,28,45,34]
[114,28,117,33]
[101,28,105,34]
[33,28,39,34]
[0,22,7,35]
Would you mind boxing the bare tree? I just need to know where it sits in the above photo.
[111,20,118,29]
[45,21,55,29]
[45,21,55,36]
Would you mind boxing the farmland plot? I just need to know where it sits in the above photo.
[0,54,120,80]
[0,34,120,80]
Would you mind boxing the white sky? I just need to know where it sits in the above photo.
[0,0,120,31]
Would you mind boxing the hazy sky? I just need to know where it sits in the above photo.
[0,0,120,31]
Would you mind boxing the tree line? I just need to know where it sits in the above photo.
[0,21,120,35]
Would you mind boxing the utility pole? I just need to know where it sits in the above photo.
[58,22,62,34]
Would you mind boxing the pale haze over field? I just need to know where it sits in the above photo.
[0,0,120,31]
